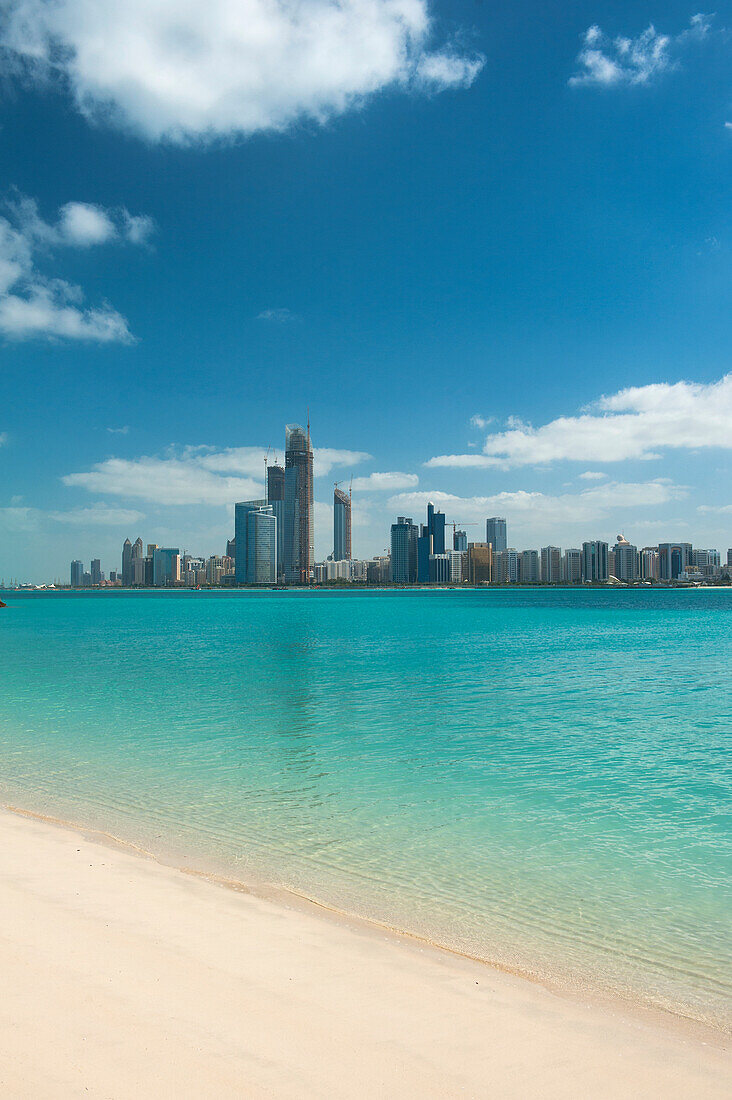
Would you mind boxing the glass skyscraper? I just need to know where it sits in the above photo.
[266,464,285,579]
[390,517,418,583]
[284,424,314,584]
[235,500,277,585]
[333,486,352,561]
[485,517,507,553]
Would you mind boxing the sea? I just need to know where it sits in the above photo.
[1,587,730,1029]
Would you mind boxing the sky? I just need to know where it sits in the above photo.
[0,0,730,582]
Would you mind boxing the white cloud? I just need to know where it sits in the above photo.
[106,425,130,435]
[470,415,493,429]
[48,503,145,525]
[0,194,152,342]
[257,308,296,322]
[313,448,371,476]
[427,374,732,470]
[0,0,484,145]
[0,432,7,446]
[389,479,686,530]
[697,503,732,515]
[350,471,418,491]
[0,505,40,532]
[570,14,712,87]
[61,442,372,505]
[63,454,262,505]
[578,471,608,481]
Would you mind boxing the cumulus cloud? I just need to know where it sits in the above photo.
[427,375,732,470]
[570,13,713,87]
[697,503,732,514]
[350,471,418,491]
[62,442,372,505]
[389,479,686,529]
[578,471,608,481]
[0,0,484,144]
[0,194,152,342]
[48,503,145,525]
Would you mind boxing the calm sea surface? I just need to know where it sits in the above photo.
[1,588,730,1027]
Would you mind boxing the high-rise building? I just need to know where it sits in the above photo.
[284,424,314,584]
[390,517,418,583]
[427,502,446,554]
[428,553,451,583]
[453,530,468,553]
[540,546,562,584]
[90,559,102,586]
[121,538,133,586]
[485,517,507,553]
[70,560,83,587]
[658,543,693,581]
[563,548,582,584]
[613,536,639,581]
[582,541,609,583]
[416,501,446,582]
[226,538,236,560]
[235,500,277,585]
[266,464,285,579]
[153,548,180,587]
[466,543,492,584]
[333,486,352,561]
[639,547,659,581]
[132,537,143,565]
[692,549,720,577]
[519,550,540,583]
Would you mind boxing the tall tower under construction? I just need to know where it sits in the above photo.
[284,423,314,584]
[333,485,351,561]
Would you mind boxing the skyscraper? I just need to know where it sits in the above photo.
[235,500,277,585]
[152,548,180,587]
[614,536,639,581]
[540,546,562,584]
[390,517,418,583]
[453,530,468,553]
[70,560,83,587]
[485,517,507,553]
[266,464,285,579]
[284,424,314,584]
[658,543,693,580]
[582,541,609,583]
[90,559,102,586]
[333,486,352,561]
[121,538,132,586]
[563,548,582,584]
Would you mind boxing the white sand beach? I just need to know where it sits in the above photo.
[0,805,728,1099]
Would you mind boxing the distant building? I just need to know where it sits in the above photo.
[235,500,277,585]
[70,560,83,587]
[613,536,638,581]
[692,549,720,577]
[466,542,492,584]
[485,517,507,553]
[226,538,236,561]
[333,486,352,561]
[428,553,451,584]
[453,529,468,553]
[582,541,609,583]
[541,546,562,585]
[153,547,180,587]
[639,547,659,581]
[519,549,540,583]
[82,571,91,587]
[390,517,418,583]
[284,425,314,584]
[121,538,133,586]
[90,559,102,586]
[658,543,693,581]
[367,557,391,585]
[266,464,285,578]
[563,548,582,584]
[448,550,464,584]
[504,548,520,583]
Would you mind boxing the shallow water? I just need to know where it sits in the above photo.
[1,587,730,1028]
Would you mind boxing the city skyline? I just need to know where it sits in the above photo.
[1,2,730,581]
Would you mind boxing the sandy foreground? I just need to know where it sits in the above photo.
[0,807,728,1099]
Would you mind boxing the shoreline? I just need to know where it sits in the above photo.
[2,797,729,1046]
[1,803,729,1097]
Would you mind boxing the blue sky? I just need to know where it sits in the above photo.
[0,0,730,581]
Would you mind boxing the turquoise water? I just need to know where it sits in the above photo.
[1,588,730,1028]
